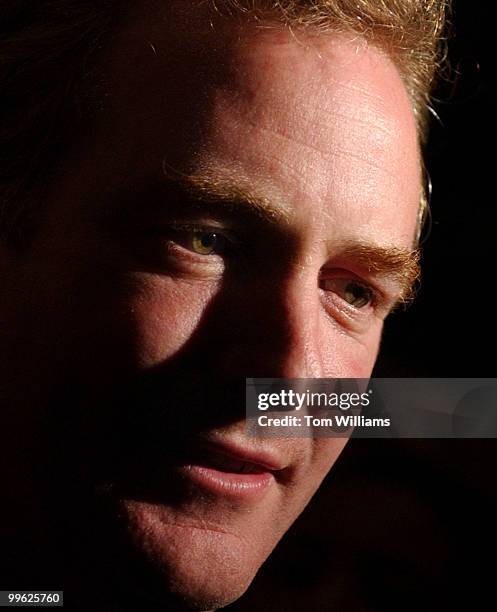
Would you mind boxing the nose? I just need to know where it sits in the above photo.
[207,269,326,378]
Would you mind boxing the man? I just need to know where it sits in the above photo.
[0,1,447,610]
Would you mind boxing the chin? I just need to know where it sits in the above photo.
[101,499,273,611]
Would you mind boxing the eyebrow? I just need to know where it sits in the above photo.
[333,242,421,302]
[161,162,420,300]
[161,161,292,225]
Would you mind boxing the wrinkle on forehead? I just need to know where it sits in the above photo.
[222,32,414,140]
[195,26,420,211]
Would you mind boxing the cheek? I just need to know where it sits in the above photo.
[313,439,349,472]
[278,438,349,526]
[112,275,220,369]
[318,323,382,378]
[339,343,380,377]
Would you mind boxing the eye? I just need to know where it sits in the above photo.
[170,228,230,256]
[190,231,221,255]
[320,278,374,309]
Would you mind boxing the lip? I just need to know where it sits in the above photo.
[200,439,286,472]
[176,440,286,502]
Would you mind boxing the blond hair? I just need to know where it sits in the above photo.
[211,1,448,142]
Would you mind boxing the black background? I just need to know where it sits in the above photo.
[230,2,496,610]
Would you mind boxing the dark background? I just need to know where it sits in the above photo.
[230,2,496,610]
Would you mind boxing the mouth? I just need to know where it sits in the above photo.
[176,442,285,501]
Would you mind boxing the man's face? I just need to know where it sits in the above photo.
[2,4,420,610]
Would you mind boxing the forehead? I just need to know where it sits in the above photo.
[201,27,421,238]
[72,4,420,246]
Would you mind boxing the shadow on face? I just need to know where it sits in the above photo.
[0,3,420,609]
